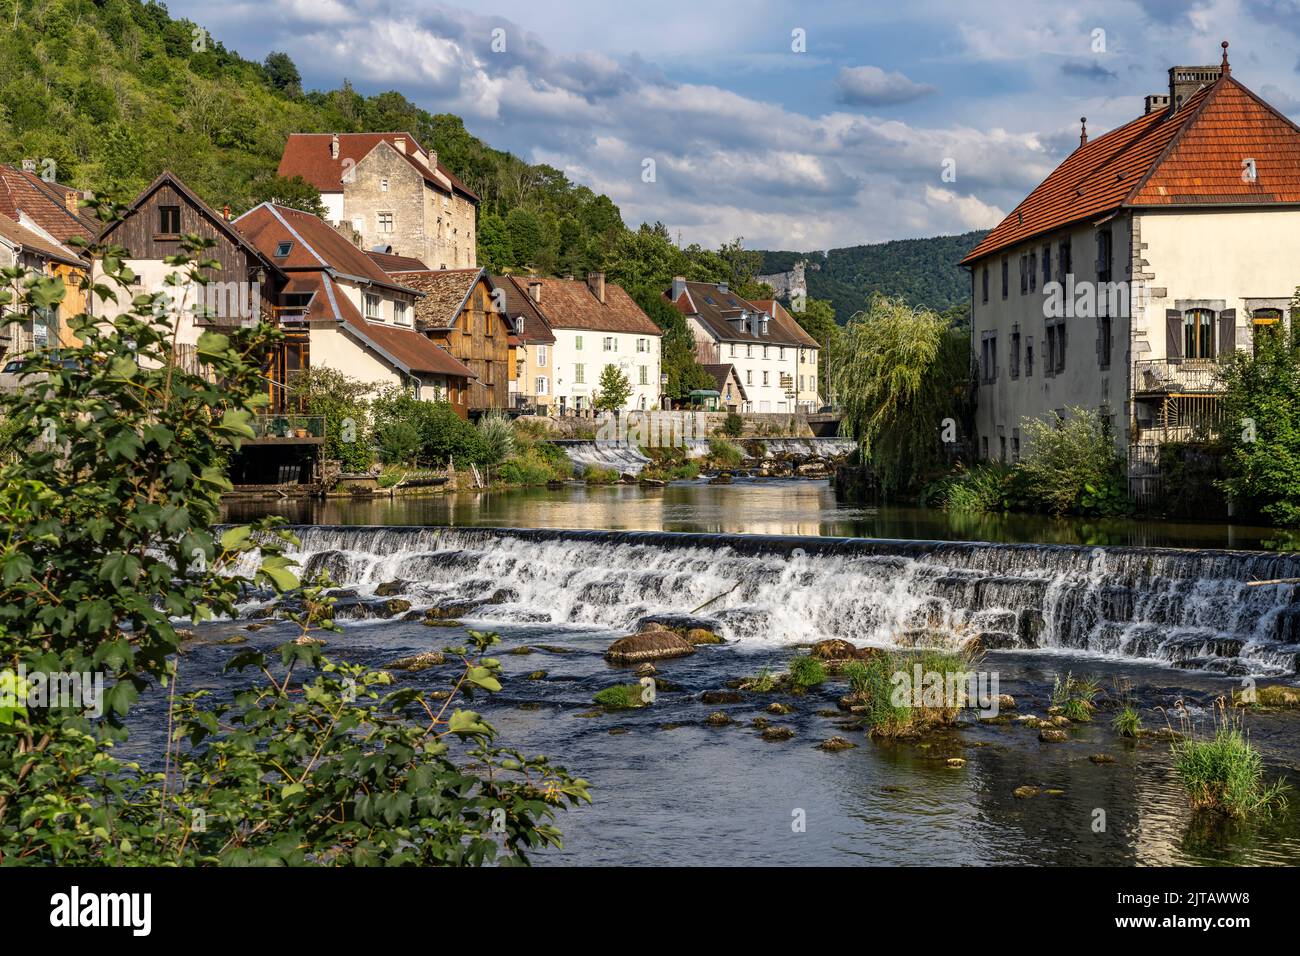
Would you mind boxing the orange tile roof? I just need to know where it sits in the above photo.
[278,133,479,202]
[961,74,1300,265]
[514,275,660,336]
[0,212,84,267]
[0,164,97,245]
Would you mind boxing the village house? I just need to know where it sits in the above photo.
[492,273,556,412]
[506,273,661,413]
[380,265,513,413]
[961,45,1300,500]
[666,279,821,412]
[278,132,479,270]
[0,213,87,363]
[235,202,476,417]
[701,363,747,412]
[0,161,97,350]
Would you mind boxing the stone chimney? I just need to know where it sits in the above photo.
[65,191,80,214]
[393,135,407,154]
[330,133,340,160]
[528,280,542,304]
[222,203,231,221]
[1144,94,1170,115]
[21,158,36,173]
[671,276,687,301]
[587,271,606,304]
[718,281,729,294]
[1167,60,1224,114]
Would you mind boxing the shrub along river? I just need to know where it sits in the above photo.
[192,479,1300,865]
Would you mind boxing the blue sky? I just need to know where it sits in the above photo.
[171,0,1300,250]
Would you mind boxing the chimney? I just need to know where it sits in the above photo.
[718,281,729,294]
[65,191,80,214]
[1079,117,1087,148]
[1167,55,1224,114]
[1144,93,1170,115]
[21,158,36,173]
[222,203,231,222]
[528,280,542,304]
[428,149,438,169]
[330,133,340,160]
[393,135,406,154]
[671,275,687,301]
[587,271,606,304]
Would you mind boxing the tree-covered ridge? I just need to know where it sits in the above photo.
[757,230,990,320]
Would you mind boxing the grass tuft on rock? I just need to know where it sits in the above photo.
[1113,704,1142,738]
[1171,702,1289,820]
[1051,672,1100,723]
[787,655,826,689]
[593,684,649,710]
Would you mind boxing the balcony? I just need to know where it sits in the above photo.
[248,414,326,444]
[1132,358,1225,396]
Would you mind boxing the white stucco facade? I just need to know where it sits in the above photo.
[550,328,661,412]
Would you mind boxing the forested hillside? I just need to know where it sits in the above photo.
[758,230,989,321]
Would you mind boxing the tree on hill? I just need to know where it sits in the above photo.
[594,364,633,412]
[263,52,302,96]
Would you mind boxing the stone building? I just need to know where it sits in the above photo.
[961,45,1300,499]
[278,132,479,270]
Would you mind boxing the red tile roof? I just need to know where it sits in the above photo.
[669,281,818,349]
[277,133,480,202]
[511,275,660,336]
[0,212,84,267]
[0,164,97,245]
[493,275,554,344]
[962,75,1300,264]
[749,298,821,349]
[366,250,429,272]
[235,203,416,293]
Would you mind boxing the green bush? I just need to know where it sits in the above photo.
[583,465,620,484]
[787,655,825,689]
[476,412,516,468]
[292,367,374,471]
[722,412,744,438]
[1019,408,1129,516]
[497,446,568,486]
[376,418,421,464]
[706,437,745,470]
[1172,707,1289,819]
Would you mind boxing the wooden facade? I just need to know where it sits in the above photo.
[428,276,512,411]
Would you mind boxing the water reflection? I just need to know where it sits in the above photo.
[223,479,1282,551]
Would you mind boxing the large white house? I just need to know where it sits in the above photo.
[961,48,1300,494]
[506,273,662,412]
[667,279,820,412]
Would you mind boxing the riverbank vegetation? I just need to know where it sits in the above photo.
[0,231,586,865]
[840,648,974,738]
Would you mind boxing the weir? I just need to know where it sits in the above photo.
[247,526,1300,675]
[551,436,856,474]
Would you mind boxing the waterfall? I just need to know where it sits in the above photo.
[551,437,856,474]
[236,526,1300,676]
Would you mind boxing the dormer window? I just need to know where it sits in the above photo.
[364,293,382,321]
[275,241,293,257]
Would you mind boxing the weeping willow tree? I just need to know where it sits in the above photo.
[829,295,970,494]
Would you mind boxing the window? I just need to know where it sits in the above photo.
[762,371,769,386]
[575,335,583,351]
[1184,308,1215,359]
[981,436,989,459]
[1010,325,1021,379]
[1045,320,1067,375]
[637,338,648,352]
[1025,336,1034,377]
[981,266,989,303]
[603,337,615,351]
[980,333,997,384]
[746,370,753,385]
[364,294,382,320]
[574,363,585,384]
[1011,429,1021,462]
[1098,314,1112,368]
[1096,228,1113,282]
[779,347,785,360]
[730,343,736,357]
[1042,244,1051,287]
[158,205,180,235]
[1000,436,1007,463]
[275,240,293,257]
[1057,239,1072,281]
[380,178,389,192]
[1001,259,1009,299]
[746,344,753,358]
[1028,251,1037,293]
[535,375,548,396]
[763,346,769,359]
[394,300,410,326]
[537,344,548,367]
[1252,308,1283,352]
[1020,253,1028,294]
[378,212,394,234]
[639,366,648,385]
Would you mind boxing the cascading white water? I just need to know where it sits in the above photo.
[234,526,1300,675]
[552,436,856,474]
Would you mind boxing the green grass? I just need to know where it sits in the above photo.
[1051,672,1100,722]
[1113,704,1142,738]
[1171,708,1289,819]
[582,465,621,484]
[706,437,745,470]
[593,684,648,710]
[787,655,826,689]
[741,668,777,692]
[843,657,913,736]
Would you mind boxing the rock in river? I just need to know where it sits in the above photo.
[605,629,696,665]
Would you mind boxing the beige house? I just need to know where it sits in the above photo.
[492,274,556,410]
[278,132,479,270]
[961,48,1300,496]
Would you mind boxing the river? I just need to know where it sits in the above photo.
[198,479,1300,865]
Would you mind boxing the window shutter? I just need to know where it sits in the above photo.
[1166,309,1183,360]
[1219,309,1236,356]
[1059,322,1067,372]
[1095,317,1102,366]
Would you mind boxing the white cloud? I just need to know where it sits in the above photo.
[835,66,937,105]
